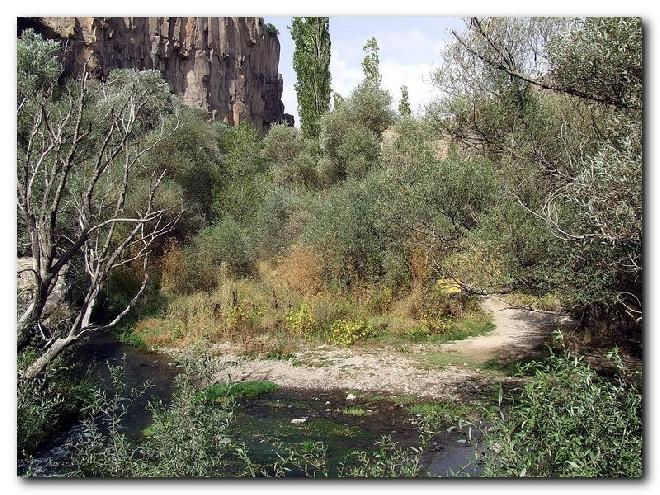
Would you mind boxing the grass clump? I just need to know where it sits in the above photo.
[201,380,280,401]
[342,406,367,416]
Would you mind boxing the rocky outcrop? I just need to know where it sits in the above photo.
[19,17,287,130]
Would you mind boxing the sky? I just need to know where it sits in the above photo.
[265,16,465,125]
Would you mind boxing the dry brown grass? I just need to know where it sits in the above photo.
[271,244,323,296]
[407,237,432,288]
[159,240,187,295]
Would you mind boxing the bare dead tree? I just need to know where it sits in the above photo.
[17,68,182,379]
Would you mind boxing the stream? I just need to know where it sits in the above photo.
[19,332,481,478]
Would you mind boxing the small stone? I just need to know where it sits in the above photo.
[325,401,331,405]
[291,418,307,424]
[346,393,356,400]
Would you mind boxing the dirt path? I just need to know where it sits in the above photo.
[440,296,577,363]
[208,296,577,401]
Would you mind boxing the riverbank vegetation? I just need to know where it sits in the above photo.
[17,16,642,478]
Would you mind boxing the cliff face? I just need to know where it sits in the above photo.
[19,17,287,130]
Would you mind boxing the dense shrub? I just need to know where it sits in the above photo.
[261,124,319,188]
[482,346,642,477]
[68,359,239,477]
[144,111,226,232]
[328,319,376,347]
[18,354,95,459]
[318,82,394,184]
[303,174,401,286]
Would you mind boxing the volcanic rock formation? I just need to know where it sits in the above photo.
[19,17,291,130]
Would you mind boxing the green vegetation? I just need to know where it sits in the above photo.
[17,354,96,459]
[339,436,425,477]
[398,85,411,117]
[481,345,642,477]
[431,17,641,324]
[201,380,280,400]
[17,17,643,478]
[290,17,332,138]
[264,23,279,36]
[342,406,367,416]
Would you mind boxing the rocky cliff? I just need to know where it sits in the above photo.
[19,17,289,130]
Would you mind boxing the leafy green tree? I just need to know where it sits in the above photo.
[261,124,318,189]
[318,82,394,184]
[430,17,642,324]
[290,17,332,138]
[333,91,344,110]
[398,85,411,117]
[362,37,381,85]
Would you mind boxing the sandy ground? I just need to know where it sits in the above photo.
[441,296,578,362]
[205,296,577,401]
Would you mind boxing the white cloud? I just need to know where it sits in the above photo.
[381,60,439,115]
[329,48,362,100]
[281,23,452,125]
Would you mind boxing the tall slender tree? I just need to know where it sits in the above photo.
[362,37,381,85]
[398,85,411,116]
[290,17,332,138]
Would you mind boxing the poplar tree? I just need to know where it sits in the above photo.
[290,17,332,138]
[399,85,411,116]
[362,37,381,85]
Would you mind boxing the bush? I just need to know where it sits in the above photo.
[262,124,319,188]
[339,435,424,477]
[69,359,238,477]
[18,354,95,459]
[144,110,225,231]
[482,345,642,477]
[318,82,394,184]
[328,319,376,347]
[273,244,323,296]
[284,303,316,337]
[304,174,403,287]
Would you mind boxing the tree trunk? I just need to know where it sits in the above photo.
[17,292,48,351]
[23,334,75,380]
